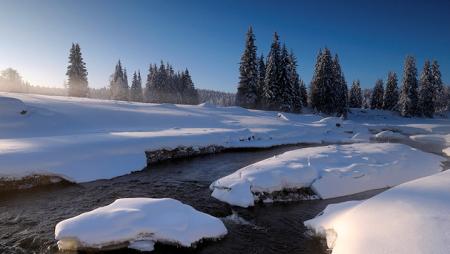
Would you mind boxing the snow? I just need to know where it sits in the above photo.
[55,198,227,251]
[410,134,450,154]
[372,130,408,142]
[0,93,358,183]
[2,92,450,185]
[210,143,445,207]
[304,169,450,254]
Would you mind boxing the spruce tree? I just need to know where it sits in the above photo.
[236,26,258,109]
[399,56,419,117]
[288,50,302,112]
[130,71,143,102]
[332,54,348,116]
[371,79,384,109]
[110,60,129,101]
[181,69,199,105]
[263,32,282,110]
[310,48,335,114]
[431,60,446,113]
[256,54,265,109]
[418,60,435,117]
[299,79,308,107]
[66,43,89,97]
[383,72,399,111]
[349,80,362,108]
[278,44,294,112]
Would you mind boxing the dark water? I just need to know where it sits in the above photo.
[0,145,383,254]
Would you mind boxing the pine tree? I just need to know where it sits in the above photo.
[431,60,446,113]
[256,54,265,109]
[349,80,362,108]
[66,43,89,97]
[236,26,258,109]
[299,79,308,107]
[332,54,348,116]
[371,79,384,109]
[130,71,143,102]
[399,56,419,117]
[383,72,399,111]
[418,60,435,117]
[263,32,282,110]
[310,48,335,114]
[278,44,294,112]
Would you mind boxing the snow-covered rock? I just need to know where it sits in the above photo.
[304,169,450,254]
[55,198,227,251]
[210,143,445,207]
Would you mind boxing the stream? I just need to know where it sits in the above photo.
[0,144,395,253]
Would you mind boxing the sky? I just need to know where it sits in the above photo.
[0,0,449,92]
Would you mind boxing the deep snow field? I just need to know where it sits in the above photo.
[2,92,450,184]
[2,92,450,253]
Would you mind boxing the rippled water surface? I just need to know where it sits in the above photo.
[0,145,384,254]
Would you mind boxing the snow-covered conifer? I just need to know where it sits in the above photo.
[299,79,308,107]
[371,79,384,109]
[418,60,435,117]
[66,43,89,97]
[236,26,258,109]
[349,80,362,108]
[332,54,348,116]
[431,60,446,113]
[110,60,129,101]
[278,44,294,112]
[383,72,399,111]
[130,71,143,102]
[310,48,335,114]
[399,56,419,117]
[256,54,265,108]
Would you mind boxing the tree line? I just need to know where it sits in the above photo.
[66,43,200,105]
[348,57,446,117]
[236,27,447,118]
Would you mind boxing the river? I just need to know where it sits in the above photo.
[0,145,386,254]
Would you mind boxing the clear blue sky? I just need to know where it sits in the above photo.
[0,0,449,92]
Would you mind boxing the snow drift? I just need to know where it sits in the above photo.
[210,143,445,207]
[304,169,450,254]
[55,198,227,251]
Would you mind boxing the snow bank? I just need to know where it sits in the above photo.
[2,92,450,186]
[372,130,408,142]
[0,93,359,184]
[304,170,450,254]
[410,134,450,154]
[210,143,444,207]
[0,96,27,116]
[55,198,227,251]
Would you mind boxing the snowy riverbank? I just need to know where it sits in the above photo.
[1,92,450,188]
[304,169,450,254]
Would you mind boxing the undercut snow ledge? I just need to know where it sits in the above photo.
[55,198,227,252]
[210,143,445,207]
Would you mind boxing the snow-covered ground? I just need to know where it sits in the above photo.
[1,93,450,185]
[0,93,358,183]
[304,169,450,254]
[210,143,445,207]
[55,198,227,251]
